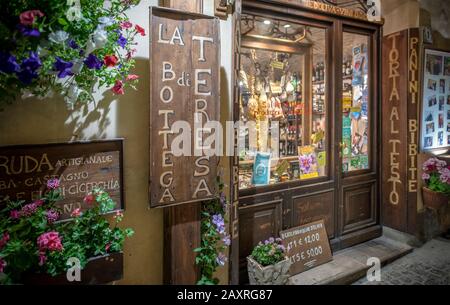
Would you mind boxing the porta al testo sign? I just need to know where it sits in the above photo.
[149,7,220,207]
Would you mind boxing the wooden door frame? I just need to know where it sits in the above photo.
[231,0,382,283]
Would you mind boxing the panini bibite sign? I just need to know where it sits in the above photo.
[149,7,220,207]
[0,140,124,220]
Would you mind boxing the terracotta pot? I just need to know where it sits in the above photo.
[247,256,291,285]
[22,252,123,285]
[422,187,449,210]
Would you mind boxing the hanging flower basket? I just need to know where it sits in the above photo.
[0,0,144,109]
[22,252,123,285]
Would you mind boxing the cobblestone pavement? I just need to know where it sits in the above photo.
[353,238,450,285]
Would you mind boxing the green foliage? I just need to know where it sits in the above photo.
[0,187,133,284]
[0,0,142,109]
[427,173,450,195]
[251,238,286,267]
[194,179,229,285]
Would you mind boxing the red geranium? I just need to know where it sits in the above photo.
[135,24,146,36]
[103,55,118,67]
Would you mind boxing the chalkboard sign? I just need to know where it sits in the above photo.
[280,220,332,275]
[0,140,124,220]
[149,7,220,207]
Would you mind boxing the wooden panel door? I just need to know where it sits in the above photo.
[337,24,382,247]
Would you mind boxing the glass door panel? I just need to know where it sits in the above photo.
[341,32,370,173]
[238,15,328,189]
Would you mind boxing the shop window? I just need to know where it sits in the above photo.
[238,15,327,189]
[341,32,370,173]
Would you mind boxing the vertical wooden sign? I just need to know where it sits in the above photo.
[382,30,408,232]
[382,29,421,234]
[407,28,420,234]
[149,7,220,208]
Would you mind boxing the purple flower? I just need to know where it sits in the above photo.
[53,57,73,78]
[21,203,38,217]
[46,209,60,224]
[16,52,41,85]
[21,52,41,70]
[0,52,20,73]
[47,178,60,190]
[17,24,40,37]
[17,68,38,84]
[216,252,227,266]
[117,33,127,48]
[68,39,79,49]
[84,54,103,70]
[212,214,225,234]
[222,235,231,246]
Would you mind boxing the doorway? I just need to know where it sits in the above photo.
[234,1,381,283]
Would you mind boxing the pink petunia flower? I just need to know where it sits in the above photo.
[112,80,125,95]
[120,21,133,29]
[37,231,63,252]
[422,173,430,181]
[126,74,139,81]
[10,210,20,219]
[71,208,82,218]
[19,10,44,25]
[105,243,111,252]
[34,199,45,207]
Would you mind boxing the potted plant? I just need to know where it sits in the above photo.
[422,157,450,210]
[247,237,291,285]
[0,179,133,284]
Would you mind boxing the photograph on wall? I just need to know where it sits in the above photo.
[445,56,450,76]
[427,79,437,91]
[439,96,445,110]
[426,53,443,75]
[421,49,450,150]
[440,79,446,93]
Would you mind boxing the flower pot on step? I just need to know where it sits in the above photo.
[247,256,291,285]
[422,187,449,210]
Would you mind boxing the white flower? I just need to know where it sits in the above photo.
[64,83,81,107]
[21,89,34,99]
[85,29,108,54]
[98,16,114,27]
[49,30,69,44]
[71,59,84,74]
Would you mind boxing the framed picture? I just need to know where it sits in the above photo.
[421,49,450,151]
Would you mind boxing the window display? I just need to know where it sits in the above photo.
[342,33,370,173]
[421,48,450,150]
[238,15,327,189]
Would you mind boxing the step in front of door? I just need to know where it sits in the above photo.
[288,236,413,285]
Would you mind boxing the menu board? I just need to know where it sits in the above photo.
[280,220,332,275]
[0,140,124,220]
[421,49,450,150]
